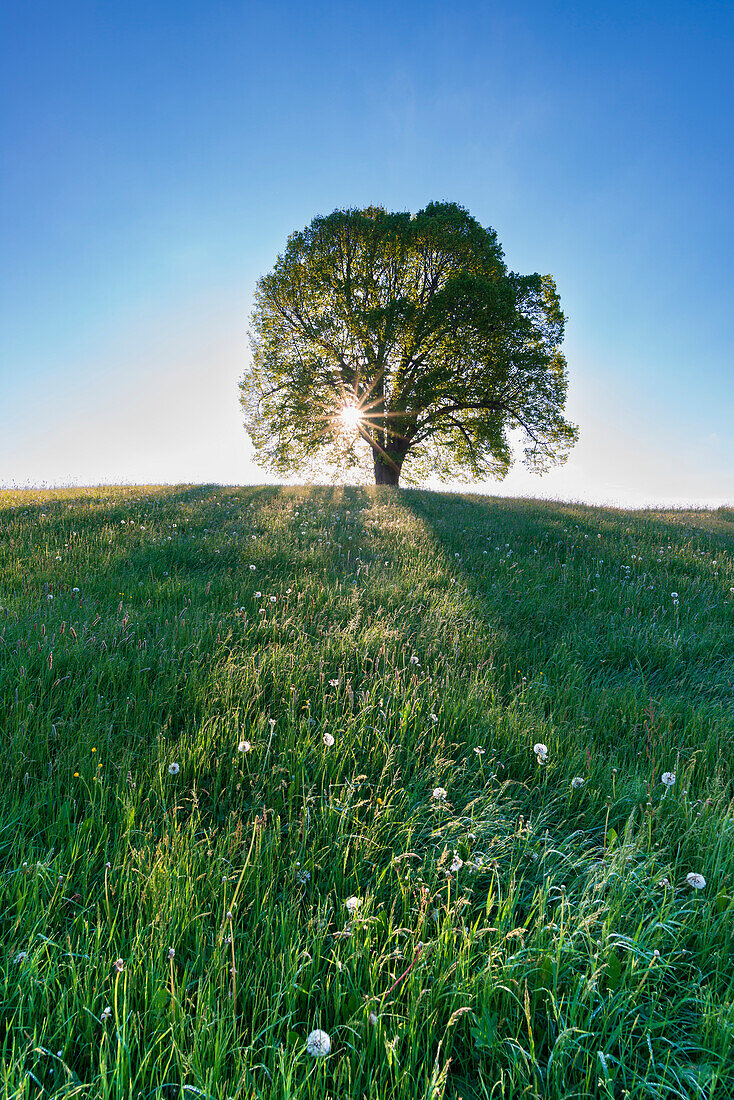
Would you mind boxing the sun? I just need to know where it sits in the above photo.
[339,404,363,432]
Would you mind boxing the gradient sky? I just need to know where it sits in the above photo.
[1,0,732,506]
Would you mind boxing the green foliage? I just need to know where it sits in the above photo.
[241,203,578,485]
[1,485,733,1098]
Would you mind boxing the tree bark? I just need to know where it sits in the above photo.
[373,451,403,485]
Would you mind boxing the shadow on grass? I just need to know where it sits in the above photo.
[397,488,734,772]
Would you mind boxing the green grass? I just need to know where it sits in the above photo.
[1,484,733,1100]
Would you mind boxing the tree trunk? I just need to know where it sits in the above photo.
[373,451,403,485]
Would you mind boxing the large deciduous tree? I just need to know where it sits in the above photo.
[240,202,578,486]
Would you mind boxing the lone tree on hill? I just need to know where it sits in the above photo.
[240,202,578,486]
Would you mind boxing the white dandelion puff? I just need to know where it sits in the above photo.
[571,776,584,789]
[306,1029,331,1057]
[323,733,335,747]
[533,742,548,763]
[345,896,361,913]
[686,872,706,890]
[661,772,675,788]
[432,787,447,801]
[168,762,180,775]
[238,741,251,753]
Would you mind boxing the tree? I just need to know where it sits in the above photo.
[240,202,578,486]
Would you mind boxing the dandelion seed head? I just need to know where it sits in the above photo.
[306,1029,331,1057]
[323,732,335,747]
[345,896,361,913]
[168,762,180,775]
[432,787,447,801]
[686,872,706,890]
[571,776,584,789]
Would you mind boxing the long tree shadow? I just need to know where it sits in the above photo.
[398,488,734,761]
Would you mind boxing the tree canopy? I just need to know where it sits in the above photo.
[240,202,578,485]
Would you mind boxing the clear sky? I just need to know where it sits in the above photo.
[1,0,732,506]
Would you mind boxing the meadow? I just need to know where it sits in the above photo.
[1,484,733,1100]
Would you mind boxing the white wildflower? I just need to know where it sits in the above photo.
[100,1006,112,1022]
[474,747,485,756]
[449,853,464,873]
[306,1029,331,1057]
[686,872,706,890]
[432,787,447,801]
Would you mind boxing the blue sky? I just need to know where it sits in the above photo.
[1,0,732,504]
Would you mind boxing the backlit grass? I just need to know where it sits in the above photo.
[1,485,733,1099]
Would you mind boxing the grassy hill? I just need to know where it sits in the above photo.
[1,485,733,1099]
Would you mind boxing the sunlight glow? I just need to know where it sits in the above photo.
[339,404,363,432]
